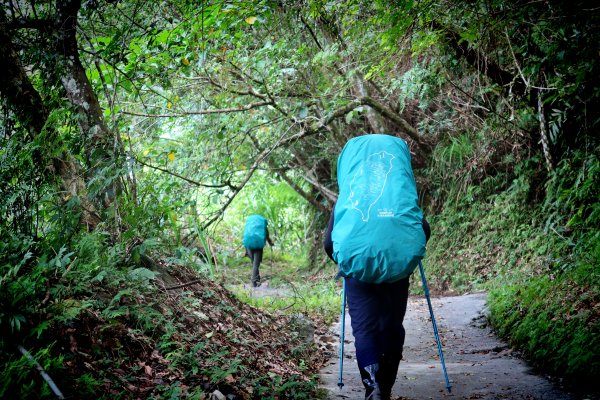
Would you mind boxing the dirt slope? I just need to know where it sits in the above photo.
[319,292,583,400]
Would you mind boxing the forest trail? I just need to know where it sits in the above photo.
[319,292,577,400]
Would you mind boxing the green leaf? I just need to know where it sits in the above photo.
[93,270,108,283]
[128,268,157,281]
[297,107,308,119]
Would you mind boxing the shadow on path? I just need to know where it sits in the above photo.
[320,292,575,400]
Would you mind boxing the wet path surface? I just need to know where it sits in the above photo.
[319,293,576,400]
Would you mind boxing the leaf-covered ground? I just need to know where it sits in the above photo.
[39,261,330,399]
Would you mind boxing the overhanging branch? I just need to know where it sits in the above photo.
[135,157,238,190]
[272,166,330,215]
[121,101,273,118]
[280,97,430,152]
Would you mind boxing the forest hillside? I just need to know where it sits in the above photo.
[1,1,598,399]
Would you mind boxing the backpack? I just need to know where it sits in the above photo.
[332,134,426,283]
[243,215,268,250]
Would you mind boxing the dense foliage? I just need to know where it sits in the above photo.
[1,0,598,397]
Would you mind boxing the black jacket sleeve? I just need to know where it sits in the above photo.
[422,217,431,242]
[323,210,335,262]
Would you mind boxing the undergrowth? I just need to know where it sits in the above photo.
[0,228,326,399]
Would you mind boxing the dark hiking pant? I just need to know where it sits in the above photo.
[346,276,410,368]
[346,276,409,398]
[247,248,263,286]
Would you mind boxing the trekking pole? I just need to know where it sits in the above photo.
[338,277,347,389]
[270,244,273,281]
[418,260,452,393]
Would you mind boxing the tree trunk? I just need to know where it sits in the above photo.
[353,75,387,133]
[57,0,121,207]
[0,22,47,138]
[0,16,101,229]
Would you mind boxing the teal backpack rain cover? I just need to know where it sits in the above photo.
[243,215,268,250]
[332,134,426,283]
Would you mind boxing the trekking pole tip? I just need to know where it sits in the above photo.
[446,385,452,393]
[337,382,344,389]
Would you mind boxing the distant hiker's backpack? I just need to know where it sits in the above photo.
[243,215,268,250]
[332,134,426,283]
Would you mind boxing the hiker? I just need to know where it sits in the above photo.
[243,214,273,287]
[323,134,430,400]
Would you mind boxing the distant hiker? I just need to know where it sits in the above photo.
[243,214,273,287]
[323,134,431,400]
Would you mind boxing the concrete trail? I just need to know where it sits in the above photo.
[319,292,575,400]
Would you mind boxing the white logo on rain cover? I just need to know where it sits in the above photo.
[348,151,395,222]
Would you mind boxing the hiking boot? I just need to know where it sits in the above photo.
[378,353,401,398]
[360,364,390,400]
[365,385,385,400]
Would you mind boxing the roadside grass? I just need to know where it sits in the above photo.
[230,278,341,325]
[218,247,341,325]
